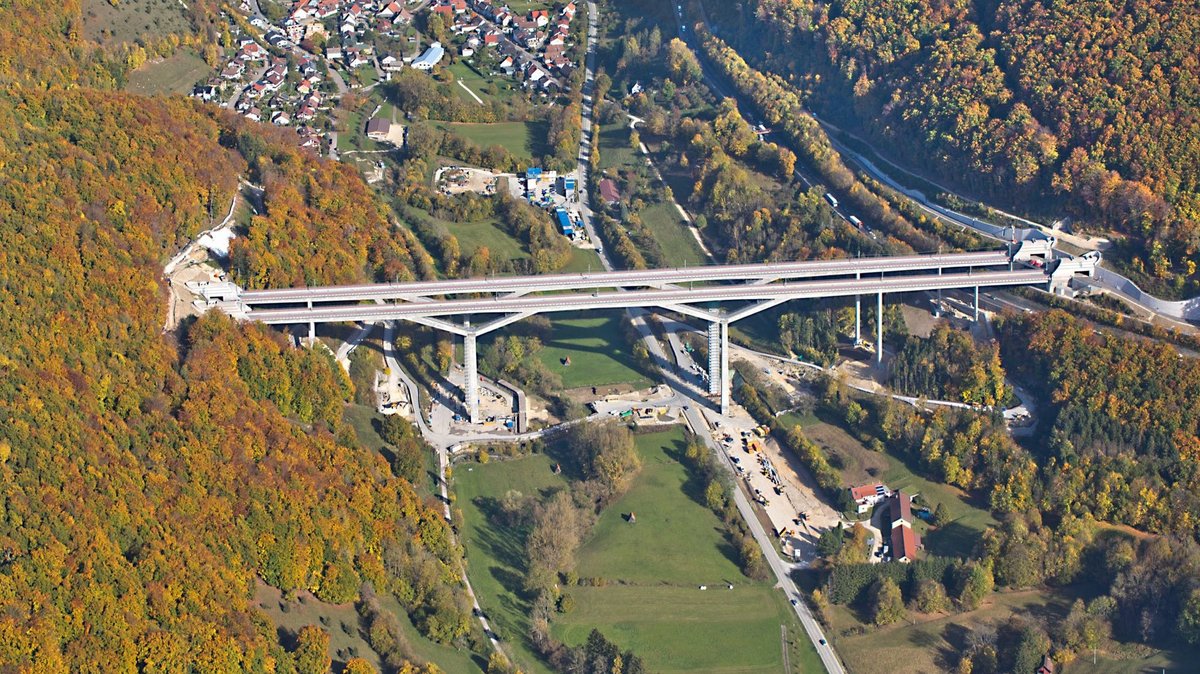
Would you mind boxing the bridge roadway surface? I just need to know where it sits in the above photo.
[241,268,1045,324]
[237,250,1012,304]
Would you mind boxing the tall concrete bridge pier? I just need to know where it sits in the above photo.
[195,245,1092,420]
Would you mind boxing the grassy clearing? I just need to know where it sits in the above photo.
[1070,647,1200,673]
[440,216,529,262]
[554,428,822,674]
[253,581,385,671]
[878,444,996,559]
[596,123,641,174]
[83,0,190,44]
[450,61,517,105]
[434,121,549,163]
[455,453,566,674]
[124,51,212,95]
[639,201,707,266]
[575,428,743,584]
[560,247,604,273]
[830,589,1068,674]
[777,409,821,430]
[377,594,486,674]
[504,0,553,12]
[343,404,441,497]
[535,313,650,389]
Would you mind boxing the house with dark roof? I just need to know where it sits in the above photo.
[598,178,620,205]
[366,117,390,140]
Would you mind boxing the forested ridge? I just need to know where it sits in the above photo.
[724,0,1200,296]
[0,6,467,669]
[999,311,1200,537]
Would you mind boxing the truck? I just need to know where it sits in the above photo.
[824,192,839,208]
[848,215,863,228]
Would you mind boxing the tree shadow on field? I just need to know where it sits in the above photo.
[662,437,743,569]
[924,520,982,558]
[933,622,973,670]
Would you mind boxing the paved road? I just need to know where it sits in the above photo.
[466,0,562,89]
[682,2,1200,325]
[242,269,1047,324]
[575,0,609,270]
[225,62,269,110]
[238,250,1011,303]
[245,0,348,94]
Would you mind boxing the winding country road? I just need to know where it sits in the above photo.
[678,1,1200,325]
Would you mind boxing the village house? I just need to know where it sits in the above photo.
[848,482,890,514]
[378,0,401,18]
[365,117,390,140]
[380,54,404,71]
[598,178,620,205]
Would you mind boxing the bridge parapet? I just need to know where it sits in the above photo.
[1049,251,1101,294]
[1010,238,1056,264]
[187,281,242,304]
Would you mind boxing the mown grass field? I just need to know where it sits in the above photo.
[455,453,566,674]
[124,51,212,95]
[434,121,549,163]
[639,201,707,267]
[456,428,822,674]
[535,313,650,389]
[574,429,742,584]
[555,428,824,674]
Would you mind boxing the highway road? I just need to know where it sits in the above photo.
[677,2,1200,325]
[241,269,1046,324]
[238,251,1011,304]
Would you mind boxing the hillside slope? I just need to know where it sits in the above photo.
[730,0,1199,295]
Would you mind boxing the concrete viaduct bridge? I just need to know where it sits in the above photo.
[198,241,1094,422]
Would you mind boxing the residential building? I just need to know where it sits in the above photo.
[366,117,391,140]
[599,178,620,205]
[887,490,920,563]
[849,482,890,514]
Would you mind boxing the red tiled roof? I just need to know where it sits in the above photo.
[891,523,918,561]
[850,483,884,501]
[890,490,913,523]
[599,178,620,203]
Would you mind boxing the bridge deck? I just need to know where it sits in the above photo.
[238,250,1011,305]
[243,269,1045,324]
